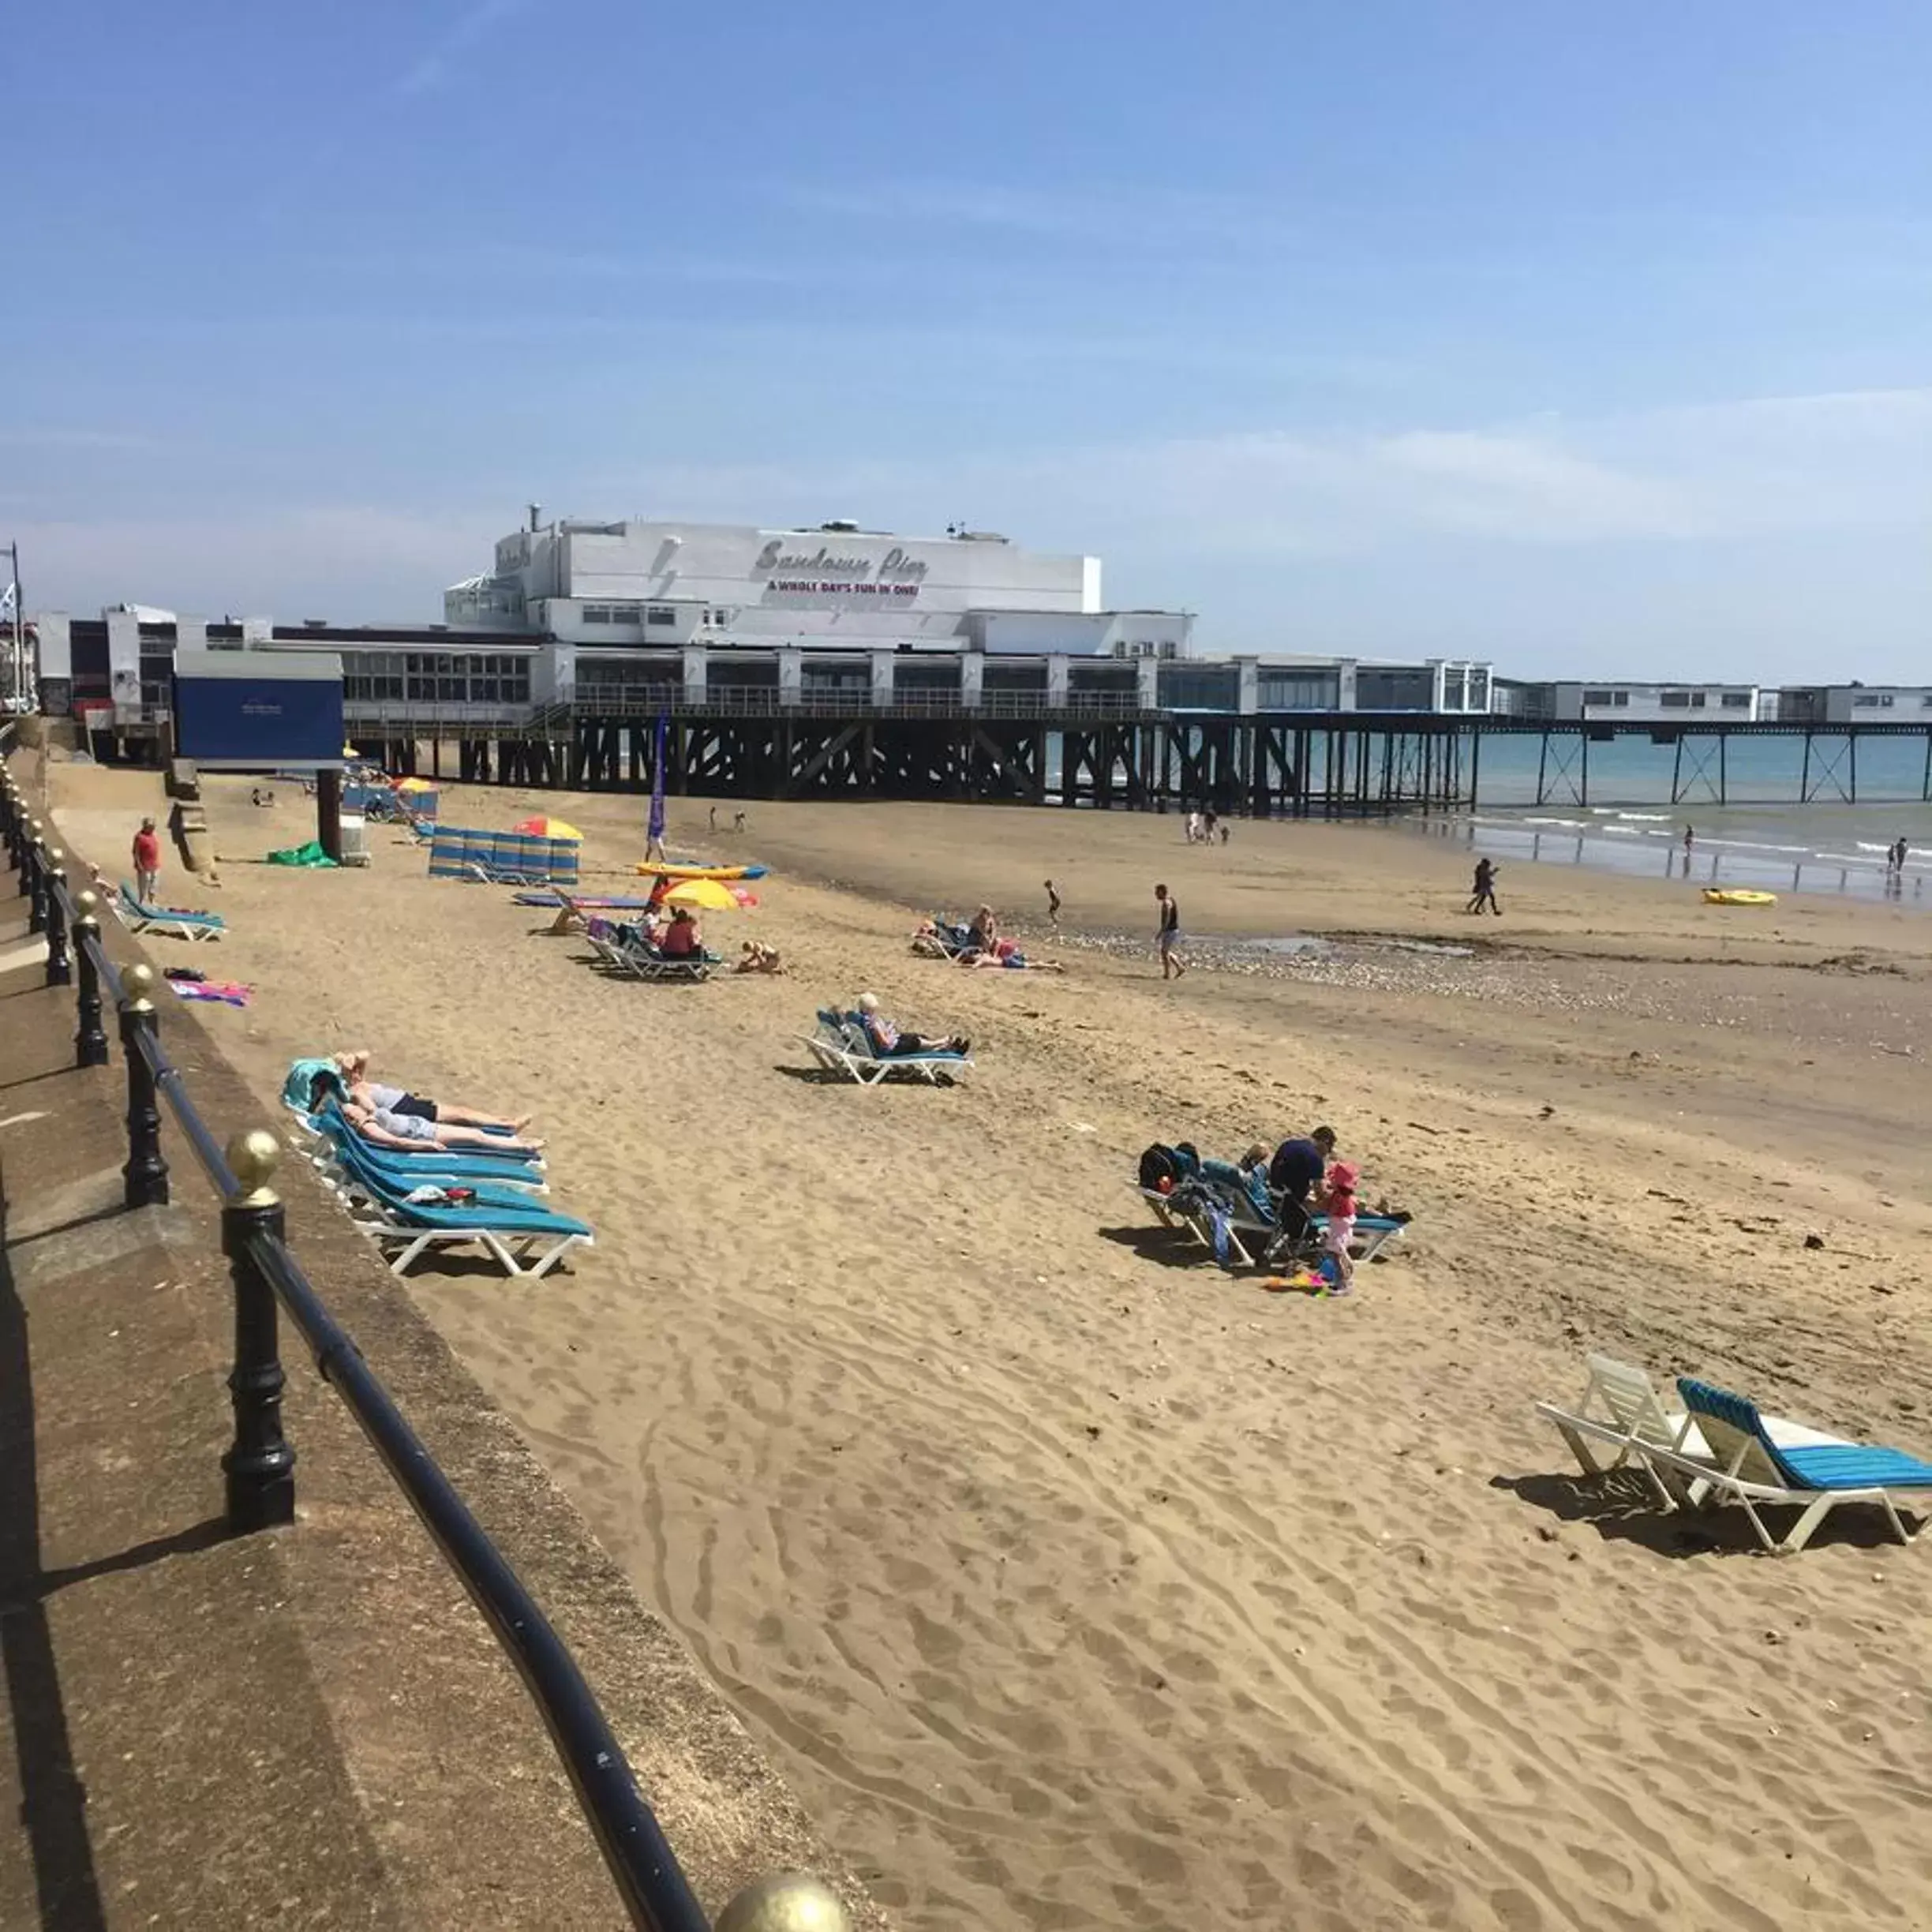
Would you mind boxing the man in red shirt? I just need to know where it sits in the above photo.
[132,817,162,904]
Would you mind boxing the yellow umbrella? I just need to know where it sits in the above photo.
[659,876,754,912]
[514,814,584,841]
[395,776,436,793]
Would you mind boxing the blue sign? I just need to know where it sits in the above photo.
[174,670,345,768]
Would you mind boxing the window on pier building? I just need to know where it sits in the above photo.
[1721,693,1752,710]
[1583,690,1615,706]
[647,606,679,627]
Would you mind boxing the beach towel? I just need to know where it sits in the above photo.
[172,979,251,1007]
[282,1057,338,1110]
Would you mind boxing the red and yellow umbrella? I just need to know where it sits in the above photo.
[513,815,584,842]
[656,876,757,912]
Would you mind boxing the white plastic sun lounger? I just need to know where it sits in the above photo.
[1670,1378,1932,1555]
[800,1009,971,1086]
[1534,1353,1846,1510]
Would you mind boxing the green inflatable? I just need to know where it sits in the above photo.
[266,840,339,868]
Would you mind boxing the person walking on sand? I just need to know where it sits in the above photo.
[1466,857,1500,916]
[1044,878,1061,928]
[1683,824,1694,858]
[132,816,162,904]
[1155,882,1185,979]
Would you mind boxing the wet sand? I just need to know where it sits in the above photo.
[42,759,1932,1931]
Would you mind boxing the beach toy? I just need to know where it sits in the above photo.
[1702,889,1777,908]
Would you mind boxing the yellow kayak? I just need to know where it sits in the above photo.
[631,860,768,881]
[1702,889,1777,908]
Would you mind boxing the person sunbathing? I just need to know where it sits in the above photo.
[330,1054,533,1133]
[956,937,1065,972]
[339,1096,546,1155]
[856,991,968,1058]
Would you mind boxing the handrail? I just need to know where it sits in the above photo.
[0,765,833,1932]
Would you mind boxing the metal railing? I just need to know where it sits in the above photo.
[0,764,851,1932]
[345,686,1155,734]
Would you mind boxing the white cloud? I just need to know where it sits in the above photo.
[15,387,1930,676]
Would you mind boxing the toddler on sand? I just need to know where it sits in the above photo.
[1320,1160,1359,1295]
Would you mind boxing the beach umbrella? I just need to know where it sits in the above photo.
[658,876,756,912]
[513,814,583,841]
[395,777,436,793]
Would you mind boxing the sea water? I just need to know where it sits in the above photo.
[1397,732,1932,907]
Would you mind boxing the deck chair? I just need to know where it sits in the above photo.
[120,882,227,941]
[616,936,717,983]
[316,1120,556,1205]
[799,1009,971,1085]
[1674,1378,1932,1554]
[327,1135,590,1278]
[290,1105,549,1196]
[291,1095,547,1174]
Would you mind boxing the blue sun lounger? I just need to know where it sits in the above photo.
[799,1009,972,1086]
[292,1103,549,1196]
[1671,1378,1932,1554]
[325,1132,592,1279]
[120,882,227,941]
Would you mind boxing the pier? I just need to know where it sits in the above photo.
[339,698,1932,815]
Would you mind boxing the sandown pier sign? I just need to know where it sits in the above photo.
[752,540,930,598]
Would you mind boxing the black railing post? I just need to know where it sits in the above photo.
[43,852,71,987]
[26,825,46,927]
[72,889,110,1068]
[219,1130,297,1530]
[119,962,170,1208]
[1,777,17,867]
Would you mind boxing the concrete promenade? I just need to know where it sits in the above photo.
[0,869,887,1929]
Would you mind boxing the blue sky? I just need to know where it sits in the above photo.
[6,1,1928,678]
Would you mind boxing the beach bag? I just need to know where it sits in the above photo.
[1137,1140,1200,1193]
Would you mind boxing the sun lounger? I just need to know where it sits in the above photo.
[1135,1163,1407,1269]
[799,1009,972,1086]
[350,1185,593,1278]
[1673,1378,1932,1554]
[1535,1353,1844,1499]
[290,1105,549,1196]
[120,882,227,942]
[317,1118,556,1216]
[610,932,719,982]
[288,1097,547,1174]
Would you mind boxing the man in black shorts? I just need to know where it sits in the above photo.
[1155,882,1185,980]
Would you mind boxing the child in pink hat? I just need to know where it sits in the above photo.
[1320,1160,1360,1295]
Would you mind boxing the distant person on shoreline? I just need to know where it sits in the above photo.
[132,816,161,903]
[1889,837,1908,874]
[1155,882,1185,979]
[1044,878,1061,927]
[1683,824,1695,857]
[1185,811,1202,844]
[1467,857,1501,915]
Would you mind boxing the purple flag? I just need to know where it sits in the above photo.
[647,713,668,844]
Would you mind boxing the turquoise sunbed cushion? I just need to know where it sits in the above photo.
[1679,1377,1932,1491]
[1777,1445,1932,1491]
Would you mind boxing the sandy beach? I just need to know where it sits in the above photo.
[43,759,1932,1931]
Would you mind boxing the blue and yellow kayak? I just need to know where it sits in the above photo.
[632,859,768,881]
